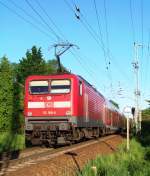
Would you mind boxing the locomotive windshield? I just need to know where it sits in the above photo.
[29,80,49,94]
[29,79,70,94]
[50,80,70,93]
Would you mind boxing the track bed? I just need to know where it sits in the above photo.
[0,135,123,176]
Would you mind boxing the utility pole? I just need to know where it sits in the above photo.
[52,42,79,73]
[132,42,142,133]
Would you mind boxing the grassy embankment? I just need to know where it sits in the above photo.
[0,132,25,153]
[79,120,150,176]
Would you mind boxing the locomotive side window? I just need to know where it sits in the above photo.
[50,80,70,93]
[29,80,49,94]
[79,81,82,96]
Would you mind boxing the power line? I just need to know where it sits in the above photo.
[25,0,61,41]
[35,0,67,41]
[92,0,131,89]
[64,0,132,90]
[129,0,136,43]
[93,0,107,68]
[25,0,108,87]
[74,1,114,93]
[1,0,112,93]
[63,0,109,69]
[37,0,108,77]
[93,0,104,46]
[8,0,56,40]
[70,49,105,88]
[140,0,144,59]
[72,48,106,78]
[103,0,110,63]
[144,29,150,92]
[103,0,113,93]
[0,0,54,40]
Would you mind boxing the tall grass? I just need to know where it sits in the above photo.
[0,132,25,153]
[79,139,150,176]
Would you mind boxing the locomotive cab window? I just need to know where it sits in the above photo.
[50,80,70,94]
[29,80,49,94]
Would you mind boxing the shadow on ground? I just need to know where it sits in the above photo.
[0,140,20,176]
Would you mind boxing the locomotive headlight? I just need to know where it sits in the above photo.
[28,112,32,116]
[66,111,71,116]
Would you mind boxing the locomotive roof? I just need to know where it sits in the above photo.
[78,75,105,99]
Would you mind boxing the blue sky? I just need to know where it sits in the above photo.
[0,0,150,111]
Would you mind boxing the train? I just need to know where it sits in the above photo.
[24,73,126,146]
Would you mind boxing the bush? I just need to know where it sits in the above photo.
[0,57,14,131]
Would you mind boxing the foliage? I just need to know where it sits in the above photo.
[0,132,25,153]
[0,45,69,152]
[17,46,47,84]
[12,82,25,133]
[17,46,68,84]
[142,108,150,120]
[79,139,150,176]
[146,100,150,106]
[0,57,14,131]
[137,120,150,147]
[109,100,119,109]
[45,59,69,74]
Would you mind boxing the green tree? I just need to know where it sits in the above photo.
[142,108,150,120]
[45,59,69,74]
[146,100,150,106]
[109,100,119,109]
[0,57,14,131]
[17,46,46,84]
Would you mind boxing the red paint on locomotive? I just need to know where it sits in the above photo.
[24,73,126,145]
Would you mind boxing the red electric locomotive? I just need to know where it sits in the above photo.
[24,74,126,145]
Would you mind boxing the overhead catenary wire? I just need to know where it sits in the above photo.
[63,0,116,91]
[74,0,113,93]
[64,0,133,99]
[8,0,109,91]
[102,0,113,93]
[93,0,105,53]
[129,0,136,43]
[0,0,54,40]
[35,0,101,78]
[34,0,67,41]
[141,0,143,52]
[64,0,131,81]
[71,48,106,78]
[0,0,97,84]
[103,0,110,64]
[63,0,109,69]
[8,0,57,40]
[32,0,108,89]
[70,49,106,89]
[144,29,150,92]
[1,0,133,100]
[140,0,144,91]
[25,0,62,41]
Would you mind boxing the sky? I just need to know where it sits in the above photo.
[0,0,150,112]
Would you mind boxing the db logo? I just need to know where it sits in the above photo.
[47,96,52,100]
[45,102,53,108]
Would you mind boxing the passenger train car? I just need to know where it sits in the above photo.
[24,74,126,145]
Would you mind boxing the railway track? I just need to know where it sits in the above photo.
[0,134,120,175]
